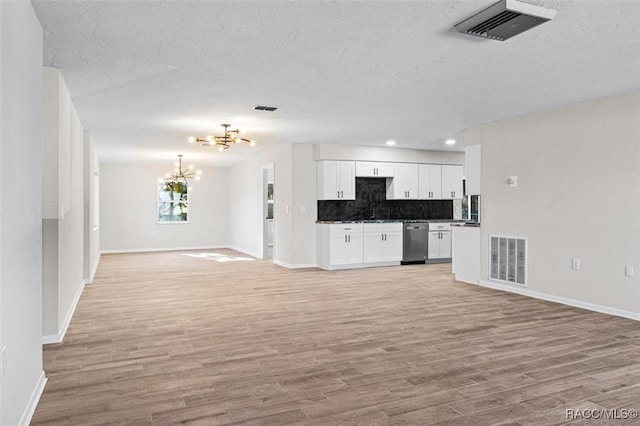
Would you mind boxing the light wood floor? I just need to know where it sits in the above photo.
[32,249,640,425]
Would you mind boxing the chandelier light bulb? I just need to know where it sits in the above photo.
[188,136,195,143]
[188,164,194,170]
[195,176,201,181]
[196,170,203,175]
[188,123,256,152]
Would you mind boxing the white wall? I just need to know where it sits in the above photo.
[100,164,229,252]
[291,145,318,266]
[314,144,465,166]
[86,133,100,280]
[227,144,293,261]
[0,1,46,424]
[42,68,87,343]
[465,90,640,317]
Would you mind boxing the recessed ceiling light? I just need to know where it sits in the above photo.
[446,139,456,145]
[386,140,396,146]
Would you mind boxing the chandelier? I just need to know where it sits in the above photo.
[161,155,202,190]
[188,123,256,152]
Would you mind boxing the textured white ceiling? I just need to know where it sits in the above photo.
[32,0,640,166]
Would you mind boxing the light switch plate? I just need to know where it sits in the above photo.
[625,265,634,277]
[572,258,580,270]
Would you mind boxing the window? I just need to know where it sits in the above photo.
[158,180,189,223]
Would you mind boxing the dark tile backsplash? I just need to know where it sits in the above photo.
[317,177,453,221]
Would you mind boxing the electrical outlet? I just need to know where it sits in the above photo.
[0,346,6,381]
[572,258,580,271]
[625,265,634,277]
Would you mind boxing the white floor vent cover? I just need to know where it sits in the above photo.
[490,236,527,285]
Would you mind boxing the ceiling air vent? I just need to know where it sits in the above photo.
[253,105,278,111]
[454,0,557,41]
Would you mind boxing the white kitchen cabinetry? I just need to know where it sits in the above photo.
[418,164,442,199]
[363,223,403,263]
[317,222,403,270]
[428,222,452,260]
[441,165,463,199]
[317,161,355,200]
[355,161,395,177]
[386,163,418,199]
[317,223,363,268]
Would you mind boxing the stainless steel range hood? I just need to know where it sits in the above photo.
[454,0,557,41]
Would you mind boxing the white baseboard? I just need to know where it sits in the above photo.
[317,261,400,271]
[273,259,318,269]
[19,370,47,426]
[477,279,640,321]
[227,246,263,259]
[101,245,228,254]
[42,280,86,345]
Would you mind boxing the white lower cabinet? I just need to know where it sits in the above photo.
[317,222,403,270]
[330,228,363,265]
[427,223,452,260]
[363,223,403,263]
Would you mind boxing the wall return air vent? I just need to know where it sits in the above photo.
[490,235,527,285]
[454,0,557,41]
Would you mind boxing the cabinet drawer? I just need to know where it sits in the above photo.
[429,222,451,231]
[383,222,403,233]
[330,223,363,234]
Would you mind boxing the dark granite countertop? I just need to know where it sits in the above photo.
[316,219,462,224]
[451,222,481,227]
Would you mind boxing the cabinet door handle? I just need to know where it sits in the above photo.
[381,233,384,241]
[348,235,351,243]
[384,233,387,241]
[345,235,347,243]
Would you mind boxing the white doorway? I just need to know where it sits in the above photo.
[262,164,274,259]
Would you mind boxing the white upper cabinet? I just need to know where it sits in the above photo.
[441,165,463,199]
[386,163,419,199]
[317,161,355,200]
[418,164,442,199]
[355,161,395,178]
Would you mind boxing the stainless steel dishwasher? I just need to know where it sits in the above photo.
[402,221,429,264]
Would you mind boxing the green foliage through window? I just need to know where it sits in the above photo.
[158,180,189,222]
